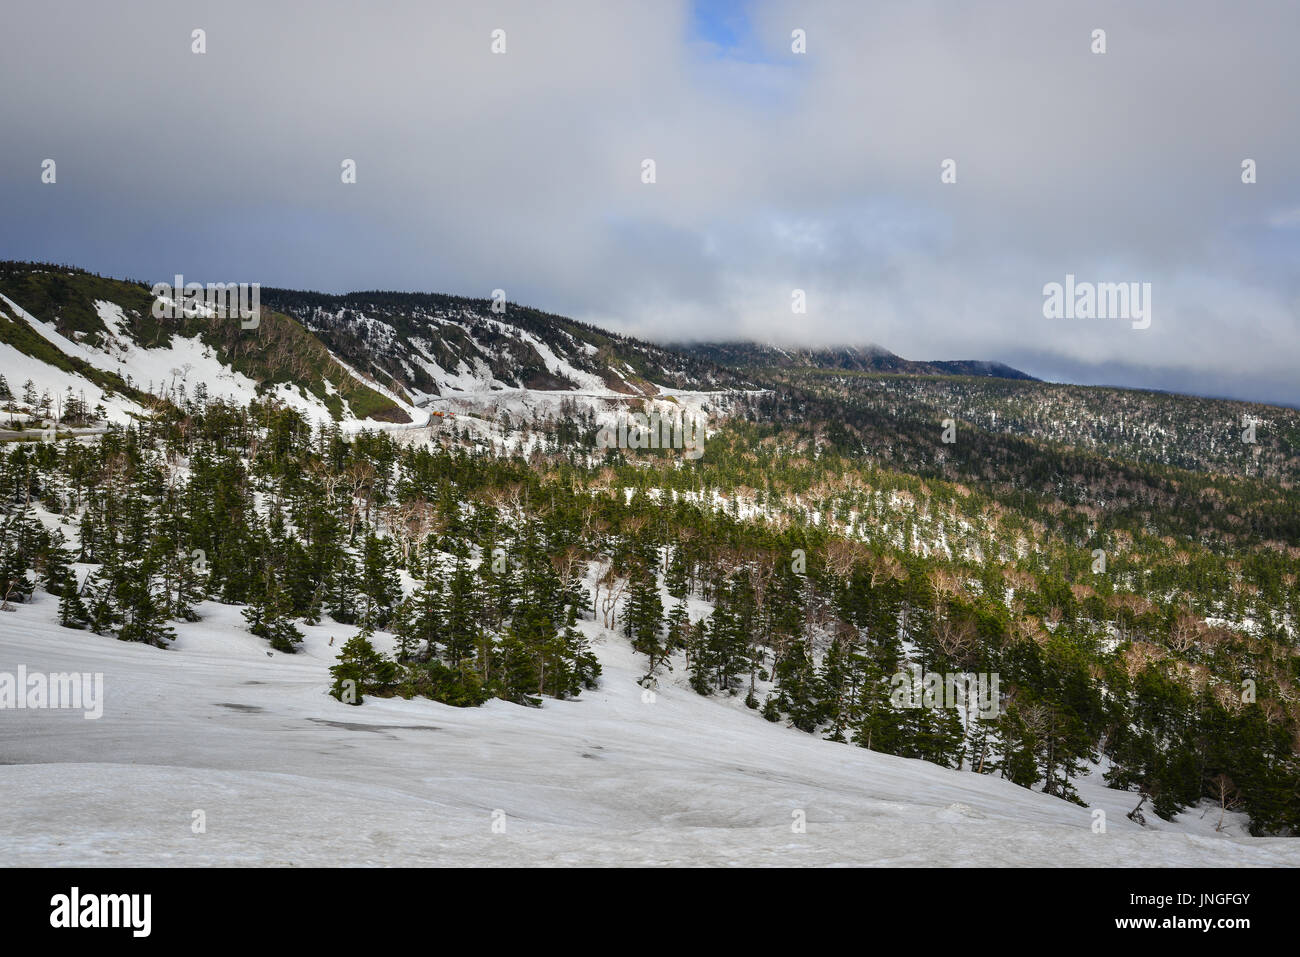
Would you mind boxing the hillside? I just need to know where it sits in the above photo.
[0,262,417,428]
[261,288,751,404]
[3,593,1293,866]
[677,341,1037,381]
[1,263,1298,862]
[0,263,750,436]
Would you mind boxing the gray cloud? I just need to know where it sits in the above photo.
[1,0,1297,402]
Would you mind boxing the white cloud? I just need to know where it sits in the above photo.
[1,0,1298,402]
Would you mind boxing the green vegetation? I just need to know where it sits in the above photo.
[0,261,1295,834]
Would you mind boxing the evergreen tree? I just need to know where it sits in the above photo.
[665,598,690,652]
[622,564,666,677]
[665,547,688,600]
[774,638,820,732]
[442,546,480,668]
[358,533,400,627]
[394,574,444,663]
[329,627,397,705]
[58,574,89,629]
[242,578,304,653]
[326,551,362,625]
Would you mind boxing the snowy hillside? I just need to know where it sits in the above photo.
[0,264,432,430]
[261,287,751,405]
[0,264,750,438]
[2,591,1295,867]
[2,261,1298,860]
[0,291,388,429]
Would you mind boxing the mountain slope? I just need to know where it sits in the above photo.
[0,263,417,427]
[3,593,1294,866]
[0,263,752,432]
[676,341,1037,381]
[2,261,1299,854]
[259,287,752,403]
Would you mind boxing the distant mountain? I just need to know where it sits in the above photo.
[674,341,1037,381]
[0,263,750,431]
[257,287,750,405]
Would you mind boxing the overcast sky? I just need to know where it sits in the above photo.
[2,0,1298,405]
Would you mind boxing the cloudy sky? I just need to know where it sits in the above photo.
[2,0,1298,404]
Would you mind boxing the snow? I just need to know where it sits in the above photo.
[0,295,146,424]
[0,288,748,443]
[2,593,1296,866]
[0,295,427,430]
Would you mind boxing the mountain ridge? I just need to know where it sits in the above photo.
[0,262,755,431]
[672,341,1038,381]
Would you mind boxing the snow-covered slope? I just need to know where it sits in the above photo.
[0,263,750,435]
[262,287,752,406]
[0,265,427,429]
[0,293,333,427]
[2,593,1294,867]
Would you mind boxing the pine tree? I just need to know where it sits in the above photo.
[967,709,996,774]
[557,604,600,695]
[358,533,400,628]
[111,558,175,647]
[686,619,712,695]
[394,573,444,662]
[665,598,690,652]
[242,579,304,653]
[700,574,751,693]
[0,541,33,607]
[622,565,666,677]
[58,576,89,629]
[326,552,361,625]
[775,638,820,732]
[665,547,688,600]
[817,631,864,742]
[992,704,1041,788]
[851,657,903,754]
[264,614,305,653]
[495,612,545,707]
[43,539,89,628]
[476,535,516,633]
[82,567,119,636]
[43,538,78,597]
[442,546,480,668]
[329,627,397,705]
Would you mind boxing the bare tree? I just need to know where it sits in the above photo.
[1127,791,1152,826]
[1208,774,1243,832]
[1168,611,1205,654]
